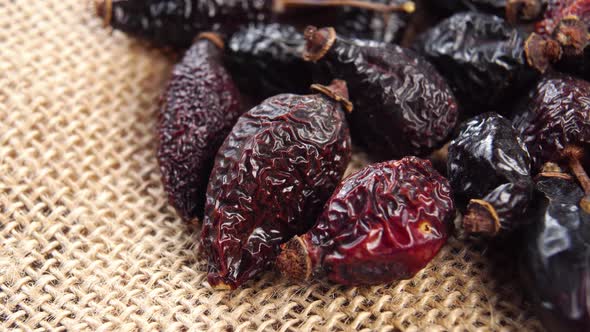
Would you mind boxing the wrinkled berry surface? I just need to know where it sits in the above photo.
[225,24,319,101]
[448,113,533,233]
[306,28,458,159]
[520,174,590,332]
[157,38,242,222]
[512,73,590,170]
[279,157,455,285]
[201,83,351,289]
[414,12,538,113]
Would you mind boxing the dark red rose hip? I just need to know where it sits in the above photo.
[157,34,242,223]
[94,0,414,48]
[448,113,534,236]
[201,80,352,290]
[520,172,590,332]
[303,26,458,160]
[276,157,455,285]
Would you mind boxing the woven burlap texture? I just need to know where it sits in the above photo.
[0,1,544,331]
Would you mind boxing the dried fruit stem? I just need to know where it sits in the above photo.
[463,199,501,236]
[274,0,415,13]
[95,0,112,27]
[276,236,313,281]
[197,32,225,50]
[311,80,353,113]
[563,146,590,213]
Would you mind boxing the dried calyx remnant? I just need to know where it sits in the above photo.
[94,0,415,47]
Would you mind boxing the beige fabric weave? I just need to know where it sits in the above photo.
[0,1,544,331]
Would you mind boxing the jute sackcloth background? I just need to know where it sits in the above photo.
[0,1,545,331]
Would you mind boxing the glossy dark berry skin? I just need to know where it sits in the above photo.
[333,0,410,43]
[277,157,455,285]
[157,37,242,222]
[520,174,590,332]
[414,12,539,114]
[101,0,273,48]
[305,27,458,160]
[201,81,351,290]
[448,113,534,234]
[225,24,317,101]
[512,73,590,170]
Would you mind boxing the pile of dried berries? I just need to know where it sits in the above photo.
[96,1,590,329]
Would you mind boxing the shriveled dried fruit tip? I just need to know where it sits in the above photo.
[506,0,544,24]
[525,33,562,73]
[463,199,500,236]
[562,146,590,213]
[197,32,225,50]
[311,79,353,113]
[94,0,112,27]
[554,16,589,56]
[303,26,336,62]
[276,236,312,281]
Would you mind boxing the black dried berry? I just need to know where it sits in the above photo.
[448,112,534,235]
[201,80,352,290]
[304,26,458,159]
[414,12,539,114]
[157,34,242,222]
[520,172,590,332]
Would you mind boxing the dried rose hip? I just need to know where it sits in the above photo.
[427,0,545,22]
[414,12,539,113]
[520,172,590,332]
[333,0,414,43]
[201,80,352,290]
[447,113,534,236]
[303,26,458,160]
[513,73,590,213]
[157,33,242,223]
[276,157,455,285]
[225,24,318,101]
[94,0,413,48]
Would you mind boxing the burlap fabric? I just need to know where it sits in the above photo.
[0,1,545,331]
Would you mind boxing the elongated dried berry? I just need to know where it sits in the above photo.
[225,24,318,101]
[158,34,242,223]
[304,26,458,159]
[520,173,590,332]
[276,157,455,285]
[201,80,352,290]
[448,113,533,236]
[95,0,414,48]
[414,12,539,114]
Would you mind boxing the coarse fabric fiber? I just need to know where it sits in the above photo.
[0,1,543,331]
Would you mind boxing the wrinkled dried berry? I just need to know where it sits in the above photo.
[95,0,414,48]
[304,26,458,159]
[225,24,318,101]
[414,12,539,113]
[276,157,455,285]
[520,173,590,332]
[448,113,533,236]
[201,80,352,290]
[157,34,242,222]
[428,0,544,22]
[333,0,414,43]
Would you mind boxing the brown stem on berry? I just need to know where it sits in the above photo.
[95,0,112,27]
[525,33,563,73]
[303,26,336,62]
[274,0,415,14]
[311,80,353,113]
[554,16,589,57]
[506,0,544,24]
[197,32,225,50]
[562,146,590,213]
[276,236,313,281]
[463,199,501,236]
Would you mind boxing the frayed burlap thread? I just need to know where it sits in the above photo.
[0,1,544,331]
